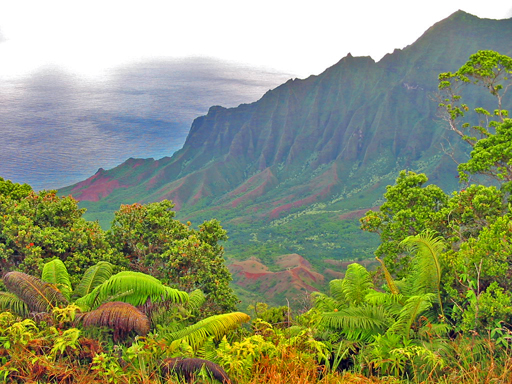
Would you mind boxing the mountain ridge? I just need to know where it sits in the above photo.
[61,10,512,268]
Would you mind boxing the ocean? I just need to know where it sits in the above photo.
[0,58,292,191]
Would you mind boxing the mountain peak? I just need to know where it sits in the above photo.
[61,13,512,264]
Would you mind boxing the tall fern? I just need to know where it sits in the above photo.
[42,259,72,301]
[401,231,444,317]
[341,263,374,306]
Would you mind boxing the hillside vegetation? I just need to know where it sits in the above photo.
[60,12,512,273]
[1,50,512,383]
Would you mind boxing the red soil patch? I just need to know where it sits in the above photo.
[276,254,312,269]
[71,172,123,202]
[229,168,277,208]
[229,257,269,275]
[324,268,345,279]
[228,254,324,299]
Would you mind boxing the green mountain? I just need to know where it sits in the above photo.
[61,11,512,276]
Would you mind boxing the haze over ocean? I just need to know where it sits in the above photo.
[2,2,509,192]
[0,58,292,191]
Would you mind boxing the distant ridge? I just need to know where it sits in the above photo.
[61,11,512,265]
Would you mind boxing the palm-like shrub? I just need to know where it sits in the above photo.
[312,231,451,378]
[3,270,68,313]
[79,301,151,341]
[0,259,251,352]
[74,270,189,311]
[0,259,191,340]
[163,311,251,351]
[316,231,448,340]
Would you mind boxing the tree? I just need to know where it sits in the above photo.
[438,50,512,187]
[0,182,126,283]
[108,201,238,315]
[360,171,447,276]
[361,50,512,336]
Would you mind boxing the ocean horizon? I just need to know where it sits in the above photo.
[1,58,292,191]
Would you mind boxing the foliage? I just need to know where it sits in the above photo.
[0,182,127,283]
[360,171,447,276]
[3,270,68,313]
[2,50,512,384]
[108,201,238,315]
[75,270,189,311]
[163,311,250,351]
[79,301,151,341]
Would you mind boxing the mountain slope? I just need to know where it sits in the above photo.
[61,11,512,265]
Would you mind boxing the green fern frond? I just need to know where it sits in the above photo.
[320,305,392,341]
[42,259,72,301]
[365,291,405,314]
[329,279,345,304]
[0,292,30,317]
[416,322,452,340]
[401,231,443,295]
[313,292,340,312]
[387,293,436,339]
[188,289,206,311]
[72,261,113,299]
[341,263,374,305]
[401,230,445,317]
[3,271,68,313]
[165,312,250,350]
[75,271,188,310]
[196,336,218,362]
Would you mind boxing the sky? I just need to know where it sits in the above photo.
[0,0,511,80]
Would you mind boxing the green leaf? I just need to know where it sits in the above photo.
[75,271,188,310]
[165,312,250,350]
[0,292,30,317]
[340,263,374,305]
[72,261,113,299]
[320,305,392,341]
[387,293,436,339]
[42,259,72,301]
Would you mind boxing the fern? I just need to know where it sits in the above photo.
[365,291,405,316]
[165,312,250,350]
[387,293,436,339]
[187,289,206,311]
[42,259,73,301]
[0,292,30,317]
[329,279,345,304]
[79,301,151,341]
[312,292,340,312]
[75,271,188,310]
[72,261,113,299]
[3,271,68,312]
[341,263,374,305]
[375,257,400,295]
[401,231,445,317]
[320,305,392,341]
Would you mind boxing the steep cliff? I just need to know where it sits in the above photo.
[61,11,512,263]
